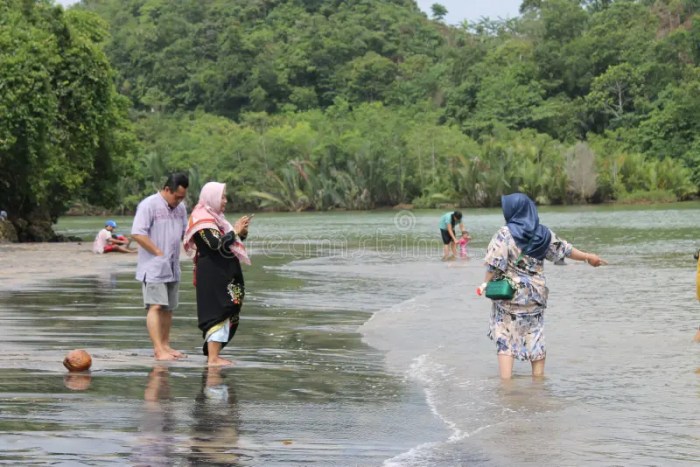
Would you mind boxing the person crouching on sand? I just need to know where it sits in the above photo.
[93,220,136,254]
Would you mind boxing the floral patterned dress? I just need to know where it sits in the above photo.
[484,226,572,361]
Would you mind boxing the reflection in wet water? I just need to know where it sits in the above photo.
[188,366,241,465]
[133,365,178,466]
[0,216,442,464]
[63,372,92,391]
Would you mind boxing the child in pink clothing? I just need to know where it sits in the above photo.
[457,231,471,258]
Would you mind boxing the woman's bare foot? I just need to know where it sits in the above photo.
[207,357,233,367]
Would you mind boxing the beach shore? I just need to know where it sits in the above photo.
[0,242,139,292]
[0,242,206,371]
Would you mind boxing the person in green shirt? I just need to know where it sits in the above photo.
[438,211,466,260]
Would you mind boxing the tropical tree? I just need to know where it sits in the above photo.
[431,3,448,21]
[0,0,134,240]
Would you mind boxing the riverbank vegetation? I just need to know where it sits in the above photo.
[2,0,700,239]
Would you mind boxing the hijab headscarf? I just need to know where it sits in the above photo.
[501,193,551,260]
[184,182,250,265]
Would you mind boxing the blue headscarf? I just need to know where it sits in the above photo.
[501,193,552,260]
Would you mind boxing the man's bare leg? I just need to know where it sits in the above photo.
[161,310,187,358]
[144,365,169,402]
[498,354,514,379]
[147,305,176,361]
[159,309,186,358]
[206,341,232,366]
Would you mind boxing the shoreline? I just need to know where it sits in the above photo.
[62,197,700,216]
[0,242,139,292]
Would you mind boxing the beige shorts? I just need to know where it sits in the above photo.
[142,282,179,311]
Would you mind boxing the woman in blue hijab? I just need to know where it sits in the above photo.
[478,193,607,379]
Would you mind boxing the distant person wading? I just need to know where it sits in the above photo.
[438,210,468,261]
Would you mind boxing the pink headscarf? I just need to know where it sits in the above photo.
[183,182,250,265]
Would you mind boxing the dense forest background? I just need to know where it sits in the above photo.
[2,0,700,240]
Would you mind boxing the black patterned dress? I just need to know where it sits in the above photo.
[192,229,245,355]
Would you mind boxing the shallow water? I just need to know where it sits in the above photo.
[362,204,700,466]
[1,205,699,465]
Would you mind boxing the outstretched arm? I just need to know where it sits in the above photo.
[569,247,607,267]
[447,224,456,243]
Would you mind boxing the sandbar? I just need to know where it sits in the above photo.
[0,242,138,292]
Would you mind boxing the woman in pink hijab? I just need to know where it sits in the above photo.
[184,182,251,366]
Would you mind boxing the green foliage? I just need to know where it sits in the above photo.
[586,63,645,130]
[0,0,134,239]
[637,68,700,165]
[616,189,677,204]
[131,107,567,210]
[430,3,448,21]
[81,0,445,116]
[46,0,700,215]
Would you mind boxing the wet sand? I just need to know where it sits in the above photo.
[0,242,139,292]
[0,242,203,372]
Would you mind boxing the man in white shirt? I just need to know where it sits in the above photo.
[93,220,136,254]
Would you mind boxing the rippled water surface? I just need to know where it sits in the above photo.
[1,205,699,465]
